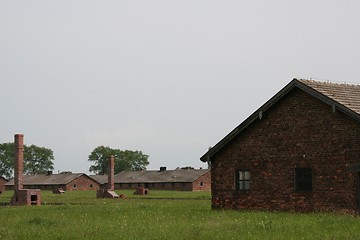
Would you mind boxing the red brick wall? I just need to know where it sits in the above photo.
[14,134,24,191]
[0,178,7,193]
[192,171,211,191]
[108,155,115,190]
[211,89,360,213]
[11,189,41,206]
[64,175,100,191]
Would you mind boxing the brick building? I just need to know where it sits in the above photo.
[201,79,360,214]
[6,172,101,191]
[0,176,8,193]
[91,168,211,191]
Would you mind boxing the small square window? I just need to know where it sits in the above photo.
[295,168,312,192]
[200,182,204,187]
[73,184,77,189]
[236,170,250,191]
[31,195,37,202]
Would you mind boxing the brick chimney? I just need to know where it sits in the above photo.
[14,134,24,191]
[108,155,114,190]
[96,155,118,198]
[11,134,42,206]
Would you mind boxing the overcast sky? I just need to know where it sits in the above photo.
[1,1,360,174]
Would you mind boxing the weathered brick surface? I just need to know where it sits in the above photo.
[108,155,115,190]
[133,186,149,195]
[11,134,42,206]
[0,177,7,193]
[211,89,360,213]
[64,175,100,191]
[97,156,118,198]
[192,171,211,191]
[96,189,119,198]
[11,189,41,206]
[14,134,24,191]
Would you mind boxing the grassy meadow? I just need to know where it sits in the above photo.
[1,190,360,239]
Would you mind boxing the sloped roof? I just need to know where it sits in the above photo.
[89,174,108,185]
[5,173,98,186]
[0,176,8,182]
[297,79,360,114]
[200,78,360,162]
[113,169,210,183]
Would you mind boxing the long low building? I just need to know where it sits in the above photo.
[91,168,211,191]
[0,176,8,193]
[5,172,101,191]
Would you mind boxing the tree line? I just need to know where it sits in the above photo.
[88,146,149,175]
[0,143,54,179]
[0,143,149,179]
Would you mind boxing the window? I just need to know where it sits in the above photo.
[73,184,77,189]
[200,182,204,187]
[295,168,312,192]
[31,195,37,202]
[89,184,93,188]
[236,170,250,191]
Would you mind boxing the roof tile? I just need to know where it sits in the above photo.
[299,79,360,114]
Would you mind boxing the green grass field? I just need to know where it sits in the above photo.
[0,190,360,239]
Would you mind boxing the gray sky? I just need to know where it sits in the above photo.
[1,0,360,174]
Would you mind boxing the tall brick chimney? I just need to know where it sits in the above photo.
[11,134,42,206]
[96,155,118,198]
[108,155,114,190]
[14,134,24,191]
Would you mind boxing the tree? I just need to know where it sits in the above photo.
[0,142,55,178]
[24,144,55,175]
[0,143,15,179]
[88,146,149,175]
[88,146,120,175]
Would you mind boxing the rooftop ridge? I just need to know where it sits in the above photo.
[298,78,360,87]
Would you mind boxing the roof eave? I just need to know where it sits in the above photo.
[200,78,360,163]
[200,78,300,162]
[296,79,360,122]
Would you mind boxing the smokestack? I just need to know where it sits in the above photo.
[108,155,114,190]
[11,134,42,206]
[96,155,119,198]
[14,134,24,191]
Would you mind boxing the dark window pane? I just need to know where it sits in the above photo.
[295,168,312,192]
[237,170,250,191]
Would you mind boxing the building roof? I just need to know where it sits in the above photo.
[0,176,8,182]
[297,79,360,115]
[111,169,210,184]
[200,78,360,162]
[89,174,108,185]
[5,173,99,186]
